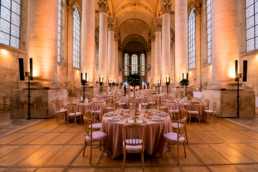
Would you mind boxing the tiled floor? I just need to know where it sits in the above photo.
[226,108,258,132]
[0,118,257,171]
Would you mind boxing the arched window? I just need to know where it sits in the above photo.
[188,8,195,69]
[72,6,80,68]
[124,53,129,76]
[207,0,212,63]
[246,0,258,51]
[0,0,21,49]
[140,53,145,76]
[57,0,62,62]
[131,54,138,74]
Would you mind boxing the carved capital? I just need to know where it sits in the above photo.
[154,18,162,32]
[194,1,202,16]
[68,0,76,10]
[98,0,109,13]
[108,17,116,30]
[160,1,172,15]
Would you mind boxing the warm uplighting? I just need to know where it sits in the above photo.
[228,61,236,79]
[32,69,39,77]
[0,49,9,56]
[229,70,236,79]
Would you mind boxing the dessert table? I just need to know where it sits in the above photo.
[101,109,173,159]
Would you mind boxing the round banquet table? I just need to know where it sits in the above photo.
[101,109,173,159]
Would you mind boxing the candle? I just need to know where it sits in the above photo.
[182,73,184,80]
[85,73,87,82]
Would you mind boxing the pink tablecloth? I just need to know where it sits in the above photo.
[101,110,173,159]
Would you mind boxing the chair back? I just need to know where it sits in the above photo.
[188,104,200,112]
[179,108,188,119]
[83,116,93,140]
[191,101,200,105]
[93,101,105,110]
[123,125,146,147]
[176,117,187,141]
[67,103,76,114]
[204,99,209,109]
[213,102,217,113]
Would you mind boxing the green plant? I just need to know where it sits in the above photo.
[116,83,119,86]
[127,74,141,98]
[127,73,141,87]
[179,79,189,86]
[112,82,116,86]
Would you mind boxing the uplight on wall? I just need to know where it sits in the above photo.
[0,49,8,56]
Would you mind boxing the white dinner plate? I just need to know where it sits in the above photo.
[109,117,121,122]
[128,119,135,124]
[152,117,164,121]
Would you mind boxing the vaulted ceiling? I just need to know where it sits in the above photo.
[94,0,194,51]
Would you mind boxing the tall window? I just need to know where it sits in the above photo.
[131,54,138,74]
[0,0,21,49]
[246,0,258,51]
[124,53,129,76]
[188,8,195,69]
[207,0,212,63]
[73,6,80,68]
[57,0,62,62]
[140,53,145,76]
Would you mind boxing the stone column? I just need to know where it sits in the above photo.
[161,1,171,84]
[114,32,119,82]
[98,1,109,83]
[107,19,115,82]
[212,0,241,84]
[175,0,187,84]
[194,3,202,89]
[118,50,123,82]
[151,35,155,83]
[154,19,162,82]
[27,0,58,83]
[81,0,95,83]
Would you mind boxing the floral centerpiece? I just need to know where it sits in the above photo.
[127,73,141,99]
[179,79,189,87]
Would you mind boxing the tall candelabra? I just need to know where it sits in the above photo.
[81,73,87,101]
[166,77,170,94]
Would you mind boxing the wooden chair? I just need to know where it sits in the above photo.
[163,115,187,165]
[187,103,201,123]
[123,124,146,172]
[171,108,189,144]
[167,102,179,120]
[159,104,168,113]
[204,102,216,123]
[91,101,104,122]
[67,104,82,126]
[82,116,107,164]
[103,104,115,114]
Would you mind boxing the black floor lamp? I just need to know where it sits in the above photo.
[19,58,33,120]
